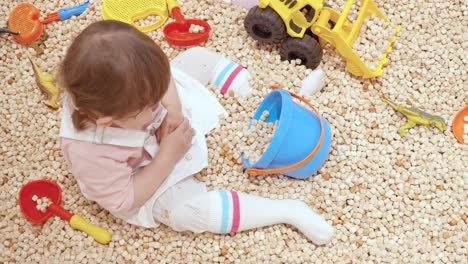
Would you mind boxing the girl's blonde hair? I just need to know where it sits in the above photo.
[58,20,171,130]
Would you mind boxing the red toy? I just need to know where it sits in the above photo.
[163,0,211,46]
[18,180,112,244]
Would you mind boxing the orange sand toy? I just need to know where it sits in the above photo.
[452,104,468,144]
[8,3,44,45]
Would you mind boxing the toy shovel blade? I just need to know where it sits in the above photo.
[18,180,62,224]
[163,0,210,46]
[18,180,112,244]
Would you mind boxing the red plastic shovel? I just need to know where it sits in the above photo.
[18,180,112,244]
[163,0,211,46]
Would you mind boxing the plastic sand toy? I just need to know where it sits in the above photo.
[101,0,169,32]
[244,0,400,78]
[19,180,112,244]
[163,0,211,46]
[7,2,90,49]
[243,88,332,179]
[27,55,62,109]
[42,2,90,24]
[382,98,447,137]
[452,104,468,144]
[8,3,44,45]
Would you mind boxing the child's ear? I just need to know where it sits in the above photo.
[96,116,113,127]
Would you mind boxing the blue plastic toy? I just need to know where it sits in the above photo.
[243,89,332,179]
[43,1,90,24]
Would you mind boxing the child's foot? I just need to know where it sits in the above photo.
[283,200,334,245]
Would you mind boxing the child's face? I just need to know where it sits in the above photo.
[110,102,163,130]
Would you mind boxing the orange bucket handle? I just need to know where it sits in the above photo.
[246,88,325,176]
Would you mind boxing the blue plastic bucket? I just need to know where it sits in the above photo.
[243,90,332,179]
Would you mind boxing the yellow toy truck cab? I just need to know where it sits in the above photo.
[244,0,400,78]
[257,0,324,38]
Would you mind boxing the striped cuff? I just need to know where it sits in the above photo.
[218,190,241,233]
[212,59,245,95]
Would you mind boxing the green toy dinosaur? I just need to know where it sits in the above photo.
[381,98,447,136]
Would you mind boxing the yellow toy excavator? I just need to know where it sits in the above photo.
[244,0,400,78]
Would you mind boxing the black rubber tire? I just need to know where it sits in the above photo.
[280,35,323,69]
[244,6,287,44]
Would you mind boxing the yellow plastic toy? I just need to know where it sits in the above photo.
[244,0,400,78]
[27,55,62,109]
[101,0,168,32]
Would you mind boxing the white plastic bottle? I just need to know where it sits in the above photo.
[300,67,326,96]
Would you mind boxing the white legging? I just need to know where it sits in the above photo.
[153,178,333,245]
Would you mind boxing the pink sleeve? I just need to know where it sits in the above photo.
[61,139,135,213]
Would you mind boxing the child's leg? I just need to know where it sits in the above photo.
[171,47,252,96]
[170,47,222,86]
[153,179,333,245]
[211,191,333,245]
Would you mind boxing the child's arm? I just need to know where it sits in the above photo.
[130,152,177,209]
[157,77,185,141]
[162,77,182,112]
[130,118,192,210]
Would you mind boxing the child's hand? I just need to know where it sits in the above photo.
[159,118,193,161]
[156,110,185,143]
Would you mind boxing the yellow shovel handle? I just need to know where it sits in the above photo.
[69,215,112,244]
[166,0,180,12]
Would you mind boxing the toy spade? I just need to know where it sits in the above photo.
[7,2,90,46]
[42,1,91,24]
[18,180,112,244]
[163,0,211,46]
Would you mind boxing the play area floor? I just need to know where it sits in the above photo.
[0,0,466,263]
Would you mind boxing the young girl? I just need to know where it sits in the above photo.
[59,20,333,245]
